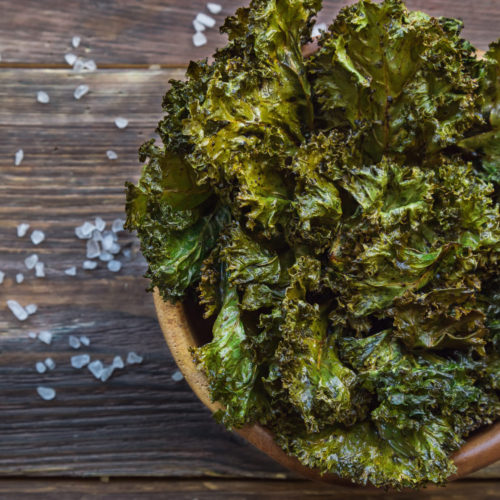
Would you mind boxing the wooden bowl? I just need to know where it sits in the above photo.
[154,291,500,484]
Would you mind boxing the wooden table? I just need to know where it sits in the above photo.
[0,1,498,498]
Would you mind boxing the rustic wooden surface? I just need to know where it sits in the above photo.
[0,0,499,497]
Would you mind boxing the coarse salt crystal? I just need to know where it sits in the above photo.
[69,335,81,349]
[112,356,124,369]
[26,304,38,315]
[31,230,45,245]
[0,271,4,284]
[6,300,28,321]
[80,335,90,346]
[83,260,98,270]
[35,262,45,278]
[72,35,81,48]
[64,53,77,66]
[17,223,30,237]
[172,370,184,382]
[82,59,96,71]
[73,84,89,100]
[71,354,90,369]
[37,386,56,401]
[122,249,131,259]
[106,150,118,160]
[193,31,207,47]
[111,219,125,233]
[88,360,104,379]
[109,242,121,255]
[16,273,24,284]
[28,332,37,339]
[64,266,77,276]
[99,252,113,262]
[94,217,106,232]
[38,330,52,344]
[196,12,216,28]
[100,365,115,382]
[114,117,128,129]
[126,351,143,365]
[207,2,222,14]
[45,357,55,370]
[107,260,122,273]
[92,230,103,242]
[86,239,100,259]
[311,22,327,38]
[101,233,114,251]
[193,19,206,32]
[36,361,46,374]
[15,149,24,166]
[36,91,50,104]
[75,221,95,239]
[25,254,38,270]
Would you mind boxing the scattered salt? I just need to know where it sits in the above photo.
[15,273,24,284]
[82,59,96,71]
[73,84,89,100]
[111,219,125,233]
[207,2,222,14]
[100,365,115,382]
[45,357,55,370]
[86,239,100,259]
[193,31,207,47]
[91,230,103,242]
[80,335,90,346]
[36,91,50,104]
[38,330,52,344]
[64,53,77,66]
[106,150,118,160]
[99,252,113,262]
[172,370,184,382]
[196,12,216,28]
[6,300,28,321]
[15,149,24,166]
[69,335,81,349]
[35,361,46,374]
[114,117,128,129]
[37,386,56,401]
[83,260,98,270]
[75,221,95,239]
[102,233,114,251]
[73,58,84,72]
[28,331,37,339]
[35,262,45,278]
[71,354,90,369]
[64,266,77,276]
[0,271,4,284]
[126,351,143,365]
[88,360,104,379]
[17,223,30,237]
[72,35,81,48]
[107,260,122,273]
[193,19,206,32]
[312,22,327,38]
[31,230,45,245]
[26,304,38,315]
[112,356,124,369]
[109,242,121,255]
[25,254,39,270]
[95,217,106,232]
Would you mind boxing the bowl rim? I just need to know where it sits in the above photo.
[154,289,500,486]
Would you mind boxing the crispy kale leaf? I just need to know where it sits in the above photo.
[126,0,500,489]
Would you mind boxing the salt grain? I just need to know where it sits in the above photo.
[73,84,89,100]
[71,354,90,369]
[207,2,222,14]
[107,260,122,273]
[109,242,121,255]
[106,150,118,160]
[45,357,55,370]
[172,370,184,382]
[28,332,37,339]
[82,59,97,71]
[37,386,56,401]
[193,31,207,47]
[0,271,4,284]
[112,356,124,369]
[86,239,100,259]
[80,335,90,346]
[83,260,98,270]
[102,233,114,251]
[36,91,50,104]
[193,19,206,31]
[72,35,81,48]
[25,254,39,270]
[35,262,45,278]
[75,221,95,239]
[122,249,131,259]
[16,273,24,284]
[99,252,113,262]
[6,300,28,321]
[64,266,77,276]
[111,219,125,233]
[126,351,143,365]
[95,217,106,232]
[26,304,38,315]
[100,365,115,382]
[14,149,24,166]
[311,22,327,38]
[17,223,30,237]
[38,330,52,344]
[36,361,47,374]
[196,12,216,28]
[31,230,45,245]
[88,360,104,379]
[69,335,81,349]
[114,117,128,129]
[92,230,103,242]
[64,53,77,66]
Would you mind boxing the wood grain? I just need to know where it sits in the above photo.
[0,0,497,67]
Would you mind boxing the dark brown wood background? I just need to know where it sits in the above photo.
[0,1,499,498]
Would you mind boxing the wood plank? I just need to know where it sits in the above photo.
[0,0,497,67]
[0,478,500,499]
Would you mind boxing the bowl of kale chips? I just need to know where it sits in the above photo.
[126,0,500,489]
